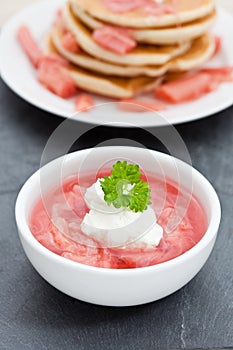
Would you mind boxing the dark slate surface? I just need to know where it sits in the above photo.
[0,78,233,350]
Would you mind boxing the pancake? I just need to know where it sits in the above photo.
[62,3,191,66]
[45,36,162,98]
[170,33,215,71]
[51,24,215,77]
[70,0,215,28]
[72,3,216,45]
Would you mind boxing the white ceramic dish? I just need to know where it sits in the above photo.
[15,146,221,306]
[0,0,233,127]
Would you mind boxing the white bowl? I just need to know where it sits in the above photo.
[15,147,221,307]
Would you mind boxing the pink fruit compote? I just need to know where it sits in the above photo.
[30,170,207,269]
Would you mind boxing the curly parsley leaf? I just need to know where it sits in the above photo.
[100,161,151,212]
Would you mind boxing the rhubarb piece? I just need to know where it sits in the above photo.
[102,0,146,13]
[38,57,77,98]
[39,54,70,68]
[93,26,136,54]
[120,99,167,112]
[103,0,176,15]
[61,32,80,53]
[155,72,214,103]
[156,67,233,104]
[17,25,43,68]
[56,8,62,19]
[75,94,94,112]
[213,36,222,57]
[200,67,233,83]
[143,3,176,16]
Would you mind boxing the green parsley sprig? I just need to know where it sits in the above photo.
[100,161,151,213]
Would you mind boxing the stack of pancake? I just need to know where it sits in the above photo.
[46,0,217,99]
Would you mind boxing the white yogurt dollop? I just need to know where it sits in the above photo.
[81,179,163,248]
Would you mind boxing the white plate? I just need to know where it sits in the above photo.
[0,0,233,128]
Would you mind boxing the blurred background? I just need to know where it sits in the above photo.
[0,0,232,25]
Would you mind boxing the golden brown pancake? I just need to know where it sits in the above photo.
[51,24,215,77]
[62,3,191,66]
[170,33,215,71]
[72,3,216,45]
[45,36,162,98]
[70,0,215,28]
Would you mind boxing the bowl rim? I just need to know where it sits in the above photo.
[15,146,221,275]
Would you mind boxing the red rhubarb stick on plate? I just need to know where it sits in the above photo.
[75,94,94,112]
[119,99,167,112]
[40,54,70,68]
[155,72,214,104]
[17,25,43,68]
[155,67,233,104]
[38,57,77,98]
